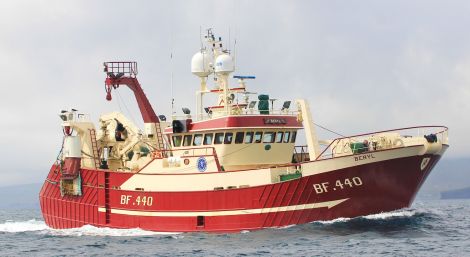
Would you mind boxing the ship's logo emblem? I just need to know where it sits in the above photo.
[420,157,431,171]
[197,157,207,172]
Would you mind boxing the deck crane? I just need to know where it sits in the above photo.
[103,62,166,152]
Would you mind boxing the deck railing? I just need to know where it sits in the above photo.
[314,126,448,160]
[170,146,218,157]
[151,146,221,169]
[172,108,300,121]
[103,62,138,77]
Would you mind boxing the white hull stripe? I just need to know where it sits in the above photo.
[98,198,349,217]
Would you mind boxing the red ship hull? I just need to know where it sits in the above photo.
[39,150,444,233]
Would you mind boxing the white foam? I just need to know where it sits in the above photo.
[0,219,48,233]
[276,224,297,230]
[45,225,181,237]
[0,220,181,237]
[362,209,416,220]
[1,210,417,234]
[314,209,416,224]
[315,217,351,224]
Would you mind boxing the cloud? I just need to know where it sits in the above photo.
[0,0,469,185]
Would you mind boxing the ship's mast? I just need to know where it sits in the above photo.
[192,29,235,120]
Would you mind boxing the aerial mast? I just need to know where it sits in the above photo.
[191,29,235,120]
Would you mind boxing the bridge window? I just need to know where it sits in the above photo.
[291,131,297,143]
[263,132,275,143]
[254,132,263,143]
[172,135,182,147]
[193,134,203,146]
[183,135,193,146]
[235,132,244,144]
[283,131,291,143]
[214,133,224,144]
[224,132,233,144]
[203,133,213,145]
[275,132,284,143]
[245,132,254,143]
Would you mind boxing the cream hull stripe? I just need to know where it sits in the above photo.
[98,198,349,217]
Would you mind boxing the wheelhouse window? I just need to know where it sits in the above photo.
[291,131,297,143]
[254,131,263,143]
[183,135,193,146]
[245,132,254,143]
[193,134,203,146]
[172,135,182,147]
[283,131,291,143]
[275,132,284,143]
[235,132,244,144]
[203,133,213,145]
[224,132,234,144]
[214,133,224,144]
[263,132,275,143]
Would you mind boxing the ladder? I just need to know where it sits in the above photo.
[154,122,167,156]
[89,129,101,169]
[104,171,111,223]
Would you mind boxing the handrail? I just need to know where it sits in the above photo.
[315,126,448,161]
[153,146,219,159]
[156,145,217,153]
[151,146,222,171]
[104,61,138,77]
[172,110,300,122]
[330,125,448,141]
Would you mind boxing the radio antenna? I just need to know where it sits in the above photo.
[199,26,203,49]
[170,52,174,116]
[233,38,237,70]
[169,2,175,117]
[170,21,175,117]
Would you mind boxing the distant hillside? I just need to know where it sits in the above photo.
[418,157,470,199]
[441,187,470,199]
[0,183,42,209]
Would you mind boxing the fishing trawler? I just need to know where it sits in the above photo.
[39,29,449,232]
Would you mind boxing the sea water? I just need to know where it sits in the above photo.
[0,199,469,257]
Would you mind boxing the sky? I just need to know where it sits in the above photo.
[0,0,469,186]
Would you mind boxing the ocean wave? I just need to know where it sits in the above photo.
[314,209,418,225]
[0,219,48,233]
[276,224,297,230]
[0,209,432,236]
[44,225,182,237]
[304,208,444,236]
[0,220,181,237]
[362,209,417,220]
